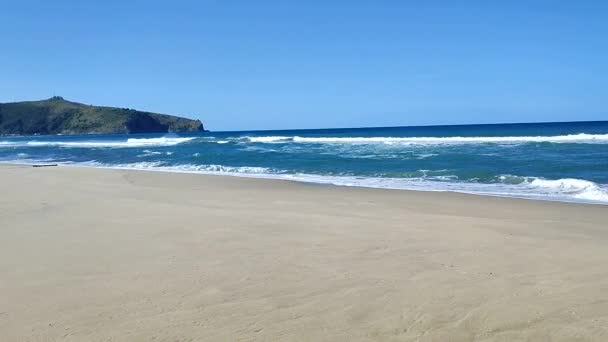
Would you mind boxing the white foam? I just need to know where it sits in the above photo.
[247,136,291,143]
[169,164,271,174]
[289,133,608,145]
[281,174,608,204]
[75,160,165,168]
[527,178,608,202]
[3,133,607,148]
[60,161,608,204]
[0,137,195,148]
[124,137,194,146]
[416,153,438,159]
[138,149,163,157]
[85,162,273,175]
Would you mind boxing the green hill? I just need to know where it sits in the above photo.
[0,97,205,135]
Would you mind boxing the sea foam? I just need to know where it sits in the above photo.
[247,136,291,143]
[0,137,195,148]
[527,178,608,202]
[58,160,608,204]
[84,162,273,175]
[290,133,608,144]
[235,133,608,145]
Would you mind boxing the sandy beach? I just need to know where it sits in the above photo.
[1,163,607,341]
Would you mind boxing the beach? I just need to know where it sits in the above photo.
[1,164,608,341]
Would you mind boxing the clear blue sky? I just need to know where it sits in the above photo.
[1,1,606,131]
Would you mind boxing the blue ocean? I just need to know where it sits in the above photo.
[2,121,608,204]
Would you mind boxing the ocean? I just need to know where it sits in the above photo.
[1,121,608,204]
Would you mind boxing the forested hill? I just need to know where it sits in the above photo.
[0,97,205,135]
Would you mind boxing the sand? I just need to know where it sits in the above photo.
[1,164,607,341]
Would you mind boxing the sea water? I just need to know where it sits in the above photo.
[1,121,608,204]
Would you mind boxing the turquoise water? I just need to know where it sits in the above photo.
[2,121,608,204]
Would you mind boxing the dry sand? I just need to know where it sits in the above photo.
[1,164,607,341]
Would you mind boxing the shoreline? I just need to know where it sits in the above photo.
[2,161,607,207]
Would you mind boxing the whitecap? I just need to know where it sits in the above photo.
[289,133,608,145]
[2,137,195,148]
[527,178,608,202]
[246,136,291,143]
[54,160,608,204]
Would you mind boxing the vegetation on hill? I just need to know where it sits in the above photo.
[0,97,205,135]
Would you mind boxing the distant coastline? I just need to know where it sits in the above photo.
[0,96,205,136]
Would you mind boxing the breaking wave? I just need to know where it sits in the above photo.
[0,137,195,148]
[55,161,608,204]
[527,178,608,202]
[247,136,291,143]
[238,133,608,145]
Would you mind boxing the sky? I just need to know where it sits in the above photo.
[0,1,606,131]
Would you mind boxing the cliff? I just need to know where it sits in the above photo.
[0,97,205,135]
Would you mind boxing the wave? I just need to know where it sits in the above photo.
[240,133,608,145]
[247,136,291,143]
[138,149,163,157]
[137,150,175,157]
[77,161,274,175]
[416,153,438,159]
[46,160,607,204]
[3,153,605,204]
[0,137,195,148]
[4,133,607,148]
[527,178,608,202]
[493,175,608,201]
